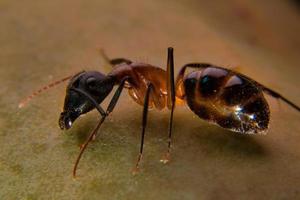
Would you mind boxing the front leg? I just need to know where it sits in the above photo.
[72,77,129,178]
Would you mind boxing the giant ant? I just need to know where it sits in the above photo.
[19,47,300,177]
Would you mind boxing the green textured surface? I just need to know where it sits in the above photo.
[1,0,300,199]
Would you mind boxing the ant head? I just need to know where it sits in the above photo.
[59,71,115,130]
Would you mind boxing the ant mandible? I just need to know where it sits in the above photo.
[19,47,300,177]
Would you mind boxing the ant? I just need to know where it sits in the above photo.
[19,47,300,177]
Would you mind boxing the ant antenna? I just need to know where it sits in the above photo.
[18,74,75,108]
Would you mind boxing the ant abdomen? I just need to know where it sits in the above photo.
[183,66,270,134]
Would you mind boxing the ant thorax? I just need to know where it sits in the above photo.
[109,63,169,110]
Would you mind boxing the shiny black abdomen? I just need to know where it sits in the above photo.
[183,66,270,134]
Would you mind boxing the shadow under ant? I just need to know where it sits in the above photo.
[192,126,266,157]
[68,109,267,166]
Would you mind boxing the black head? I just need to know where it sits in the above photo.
[59,71,115,130]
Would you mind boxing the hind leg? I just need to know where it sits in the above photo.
[160,47,176,164]
[261,85,300,112]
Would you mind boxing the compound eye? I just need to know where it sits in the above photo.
[86,77,97,89]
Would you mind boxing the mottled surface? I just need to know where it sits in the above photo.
[0,0,300,199]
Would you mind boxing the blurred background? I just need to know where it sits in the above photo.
[0,0,300,199]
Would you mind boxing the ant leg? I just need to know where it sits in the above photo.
[261,86,300,112]
[90,76,130,141]
[72,77,129,178]
[70,87,107,117]
[160,47,176,164]
[110,58,132,66]
[99,49,132,68]
[132,83,153,174]
[73,116,106,178]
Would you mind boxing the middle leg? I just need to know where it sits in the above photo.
[99,49,132,69]
[132,83,153,174]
